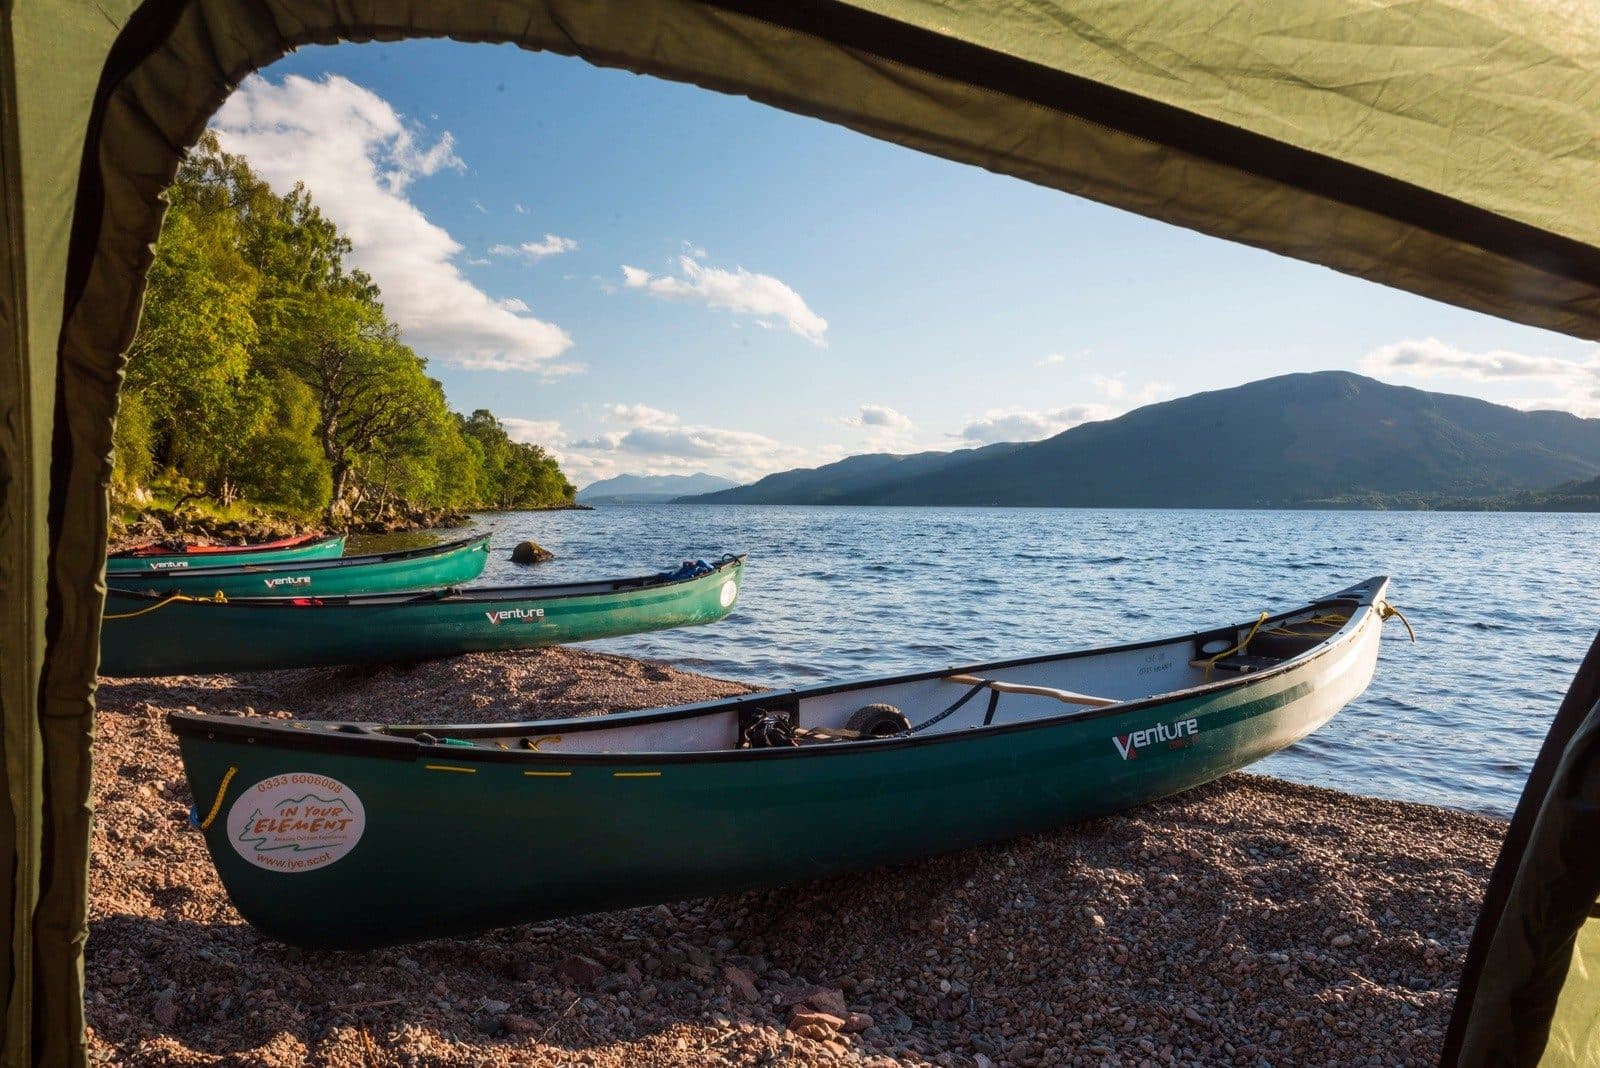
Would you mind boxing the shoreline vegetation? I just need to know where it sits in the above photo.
[91,648,1499,1066]
[110,133,575,544]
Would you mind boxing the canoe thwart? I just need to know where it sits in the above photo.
[945,674,1118,708]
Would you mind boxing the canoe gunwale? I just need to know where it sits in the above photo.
[105,553,747,610]
[106,533,489,583]
[167,576,1389,766]
[106,531,343,559]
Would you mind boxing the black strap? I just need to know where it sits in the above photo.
[912,683,986,734]
[982,689,1001,727]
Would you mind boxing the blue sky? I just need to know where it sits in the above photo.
[224,39,1599,487]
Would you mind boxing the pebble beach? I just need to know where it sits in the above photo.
[90,648,1505,1066]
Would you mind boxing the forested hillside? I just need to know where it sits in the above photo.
[114,133,572,529]
[690,373,1600,508]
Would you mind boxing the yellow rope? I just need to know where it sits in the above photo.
[104,590,228,620]
[198,765,238,830]
[1204,611,1271,681]
[1378,600,1418,642]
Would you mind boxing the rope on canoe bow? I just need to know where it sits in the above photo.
[103,589,229,619]
[1378,600,1417,642]
[1202,611,1271,682]
[198,765,238,831]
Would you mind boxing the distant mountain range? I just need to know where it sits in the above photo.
[687,372,1600,509]
[578,472,738,504]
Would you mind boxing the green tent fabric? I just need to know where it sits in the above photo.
[5,1,1600,1063]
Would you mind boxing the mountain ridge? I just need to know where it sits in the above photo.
[578,472,738,504]
[687,372,1600,508]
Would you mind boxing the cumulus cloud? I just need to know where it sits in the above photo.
[213,74,575,373]
[850,404,914,432]
[959,404,1119,444]
[499,417,567,446]
[603,403,678,427]
[618,252,827,345]
[490,234,579,262]
[956,376,1169,444]
[1363,337,1600,416]
[563,405,808,481]
[1089,375,1174,405]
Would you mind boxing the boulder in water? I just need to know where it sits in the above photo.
[511,539,553,565]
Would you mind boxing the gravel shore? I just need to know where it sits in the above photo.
[91,649,1503,1066]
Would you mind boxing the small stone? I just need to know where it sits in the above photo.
[1332,933,1355,948]
[152,991,176,1028]
[804,987,849,1017]
[554,954,607,987]
[480,998,510,1015]
[842,1011,874,1033]
[499,1013,539,1035]
[723,964,758,1002]
[789,1009,846,1033]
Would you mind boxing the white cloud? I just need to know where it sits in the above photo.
[490,234,579,262]
[497,297,530,313]
[499,417,567,446]
[212,74,575,374]
[956,376,1169,443]
[959,404,1118,444]
[619,253,828,345]
[514,203,528,215]
[1089,375,1174,405]
[562,406,809,481]
[851,404,914,432]
[1363,337,1600,416]
[603,403,678,427]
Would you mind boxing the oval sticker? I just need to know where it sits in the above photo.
[225,773,366,873]
[720,579,739,608]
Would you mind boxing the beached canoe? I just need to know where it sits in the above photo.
[102,555,746,677]
[106,532,346,571]
[105,534,490,600]
[169,577,1400,948]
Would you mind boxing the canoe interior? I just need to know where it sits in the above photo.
[104,554,748,609]
[197,579,1383,760]
[107,533,486,581]
[108,531,337,558]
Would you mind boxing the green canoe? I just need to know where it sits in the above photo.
[102,555,746,677]
[169,577,1398,948]
[105,534,489,600]
[106,532,346,572]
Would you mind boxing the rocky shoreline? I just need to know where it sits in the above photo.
[90,650,1503,1066]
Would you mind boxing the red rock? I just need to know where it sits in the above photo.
[804,987,849,1017]
[554,954,606,987]
[499,1013,540,1035]
[842,1011,874,1033]
[722,963,759,1002]
[788,1009,846,1033]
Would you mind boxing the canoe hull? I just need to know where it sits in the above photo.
[106,535,489,600]
[173,588,1381,948]
[105,533,346,571]
[101,560,744,676]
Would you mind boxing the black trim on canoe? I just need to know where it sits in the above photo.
[167,577,1387,765]
[108,553,745,608]
[106,533,489,581]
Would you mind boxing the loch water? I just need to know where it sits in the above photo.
[373,505,1600,819]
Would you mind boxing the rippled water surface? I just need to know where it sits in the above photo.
[372,506,1600,818]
